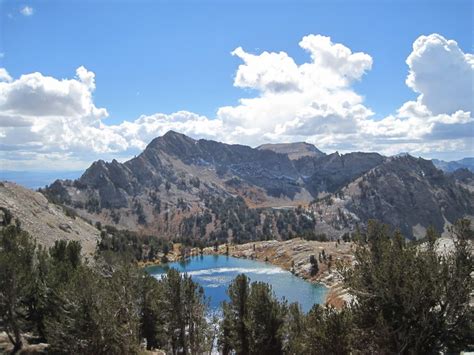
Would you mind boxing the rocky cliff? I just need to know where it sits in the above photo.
[258,142,325,160]
[42,131,474,240]
[310,155,474,238]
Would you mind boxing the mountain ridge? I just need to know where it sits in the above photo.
[258,142,325,160]
[41,131,474,240]
[432,157,474,173]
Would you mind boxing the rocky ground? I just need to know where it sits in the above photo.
[201,238,356,307]
[0,181,100,256]
[140,238,356,307]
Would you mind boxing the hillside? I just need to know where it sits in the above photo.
[0,181,100,255]
[310,155,474,238]
[42,131,474,241]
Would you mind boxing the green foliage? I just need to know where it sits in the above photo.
[343,219,474,353]
[246,282,286,354]
[221,274,287,355]
[0,222,210,354]
[2,217,472,354]
[309,254,319,276]
[45,264,143,355]
[85,196,100,213]
[221,274,250,354]
[0,224,37,352]
[283,303,306,354]
[141,274,168,350]
[189,176,201,188]
[97,224,170,262]
[303,305,354,354]
[203,196,325,244]
[0,206,13,225]
[150,268,211,354]
[133,200,147,225]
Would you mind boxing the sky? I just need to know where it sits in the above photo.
[0,0,472,171]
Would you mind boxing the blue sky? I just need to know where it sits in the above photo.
[0,0,472,170]
[2,0,471,121]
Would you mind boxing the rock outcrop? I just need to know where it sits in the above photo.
[310,155,474,238]
[258,142,325,160]
[42,132,474,240]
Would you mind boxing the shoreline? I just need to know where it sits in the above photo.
[140,238,354,307]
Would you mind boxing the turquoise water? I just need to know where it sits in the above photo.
[146,255,327,313]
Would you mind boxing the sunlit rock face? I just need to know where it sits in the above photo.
[43,131,474,239]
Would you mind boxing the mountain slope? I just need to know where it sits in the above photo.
[44,132,384,231]
[310,155,474,238]
[0,182,100,255]
[42,132,473,240]
[295,151,385,195]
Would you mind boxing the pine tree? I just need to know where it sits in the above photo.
[0,224,36,353]
[246,282,286,355]
[343,219,474,353]
[221,274,250,354]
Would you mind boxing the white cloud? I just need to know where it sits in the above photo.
[0,67,106,118]
[0,68,12,83]
[216,35,374,146]
[0,33,472,170]
[0,67,129,168]
[405,34,473,115]
[358,34,473,156]
[20,6,34,16]
[112,111,223,151]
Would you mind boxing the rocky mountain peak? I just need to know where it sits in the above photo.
[41,132,473,240]
[258,142,325,160]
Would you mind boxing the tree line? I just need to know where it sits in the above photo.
[0,219,212,354]
[1,216,472,354]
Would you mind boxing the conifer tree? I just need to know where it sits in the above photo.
[0,224,36,353]
[343,219,474,353]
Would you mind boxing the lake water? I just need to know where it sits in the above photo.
[146,255,327,313]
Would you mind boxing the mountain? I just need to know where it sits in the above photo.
[258,142,325,160]
[42,131,474,240]
[310,155,474,238]
[432,157,474,172]
[449,168,474,193]
[0,181,100,255]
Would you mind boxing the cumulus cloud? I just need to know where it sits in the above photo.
[20,6,34,16]
[0,67,107,118]
[112,111,223,151]
[217,35,374,146]
[0,67,130,169]
[0,33,472,170]
[358,34,473,156]
[0,68,12,83]
[405,34,473,115]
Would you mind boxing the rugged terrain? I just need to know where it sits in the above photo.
[43,131,474,241]
[0,181,100,255]
[433,157,474,173]
[258,142,325,160]
[310,155,474,238]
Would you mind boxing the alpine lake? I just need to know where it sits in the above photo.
[146,254,328,313]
